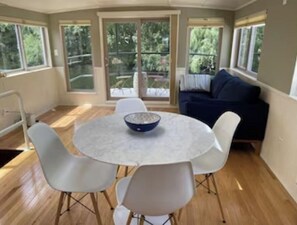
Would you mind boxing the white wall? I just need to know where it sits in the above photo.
[0,68,59,129]
[261,87,297,203]
[231,71,297,203]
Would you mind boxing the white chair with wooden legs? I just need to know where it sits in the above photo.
[28,122,117,225]
[113,161,195,225]
[191,111,241,223]
[114,98,147,177]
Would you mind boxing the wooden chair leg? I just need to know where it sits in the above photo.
[116,165,120,178]
[90,193,103,225]
[126,211,133,225]
[125,166,129,176]
[206,174,210,193]
[178,208,183,220]
[211,174,226,223]
[102,190,114,210]
[169,215,175,224]
[139,215,145,225]
[67,192,71,211]
[55,192,65,225]
[170,213,179,225]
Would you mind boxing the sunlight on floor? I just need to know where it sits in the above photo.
[50,105,93,128]
[236,179,244,191]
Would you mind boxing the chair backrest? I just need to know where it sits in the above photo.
[115,98,147,115]
[28,122,72,190]
[213,111,241,166]
[121,161,195,216]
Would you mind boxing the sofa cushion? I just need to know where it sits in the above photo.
[180,74,212,92]
[211,69,234,98]
[217,77,261,103]
[179,91,212,114]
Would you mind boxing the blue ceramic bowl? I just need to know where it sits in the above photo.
[124,112,161,132]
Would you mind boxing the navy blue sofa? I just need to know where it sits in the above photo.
[179,69,269,152]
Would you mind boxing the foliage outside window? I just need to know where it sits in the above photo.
[236,24,265,74]
[187,27,220,75]
[105,19,170,98]
[0,23,48,74]
[141,21,170,76]
[62,25,94,91]
[106,21,169,77]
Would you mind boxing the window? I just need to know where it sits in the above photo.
[98,10,179,103]
[236,24,265,74]
[232,11,267,76]
[0,22,48,74]
[103,18,171,99]
[186,18,224,75]
[61,24,94,91]
[187,27,221,75]
[21,25,46,68]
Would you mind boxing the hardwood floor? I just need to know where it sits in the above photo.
[0,105,296,225]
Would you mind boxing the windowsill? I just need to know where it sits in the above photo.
[3,67,53,78]
[66,90,97,95]
[226,68,257,81]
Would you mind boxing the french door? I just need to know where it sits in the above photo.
[103,18,170,100]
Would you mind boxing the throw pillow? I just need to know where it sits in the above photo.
[211,69,234,98]
[180,74,212,92]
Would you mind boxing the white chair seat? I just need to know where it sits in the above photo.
[191,146,225,175]
[114,174,174,225]
[115,176,131,204]
[53,156,117,193]
[114,205,171,225]
[113,162,195,225]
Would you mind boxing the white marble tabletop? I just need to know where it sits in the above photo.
[73,111,215,166]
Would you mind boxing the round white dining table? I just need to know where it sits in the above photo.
[73,111,216,166]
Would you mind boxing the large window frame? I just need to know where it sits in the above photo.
[185,18,224,76]
[102,18,171,100]
[186,26,223,75]
[60,22,95,92]
[98,10,180,104]
[235,24,265,76]
[231,11,267,78]
[0,19,50,75]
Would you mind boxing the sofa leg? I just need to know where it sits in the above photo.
[251,141,262,155]
[233,139,262,155]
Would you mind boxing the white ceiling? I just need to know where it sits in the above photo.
[0,0,256,14]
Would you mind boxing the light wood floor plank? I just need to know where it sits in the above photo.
[0,105,296,225]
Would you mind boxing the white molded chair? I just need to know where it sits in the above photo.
[115,97,147,115]
[191,111,241,223]
[28,122,117,225]
[115,98,147,176]
[113,161,195,225]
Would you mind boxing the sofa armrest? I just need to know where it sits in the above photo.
[184,99,269,140]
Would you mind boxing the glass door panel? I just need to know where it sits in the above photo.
[103,19,171,100]
[141,20,170,98]
[104,21,137,98]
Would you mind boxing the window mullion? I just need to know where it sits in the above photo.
[185,27,192,74]
[40,27,48,67]
[136,19,142,98]
[247,27,255,72]
[16,25,28,71]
